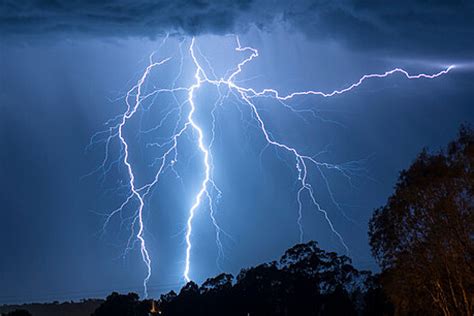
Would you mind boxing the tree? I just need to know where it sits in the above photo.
[200,273,233,294]
[369,125,474,315]
[198,274,234,315]
[91,292,149,316]
[361,274,394,316]
[160,282,201,315]
[234,262,285,315]
[279,241,360,315]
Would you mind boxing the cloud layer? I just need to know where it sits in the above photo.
[278,0,474,57]
[1,0,473,56]
[0,0,252,37]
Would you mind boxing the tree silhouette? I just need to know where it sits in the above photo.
[155,241,373,316]
[199,273,234,314]
[369,125,474,315]
[279,241,361,315]
[234,261,285,315]
[200,273,233,294]
[362,274,394,316]
[91,292,150,316]
[2,310,32,316]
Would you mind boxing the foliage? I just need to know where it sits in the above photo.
[91,241,392,315]
[0,300,103,316]
[91,292,150,316]
[155,241,386,316]
[369,125,474,315]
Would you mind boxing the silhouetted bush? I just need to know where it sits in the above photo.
[2,310,32,316]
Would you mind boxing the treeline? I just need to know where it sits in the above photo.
[93,241,391,316]
[157,242,388,315]
[0,299,102,316]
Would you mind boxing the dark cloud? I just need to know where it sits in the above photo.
[1,0,473,57]
[277,0,474,57]
[0,0,253,38]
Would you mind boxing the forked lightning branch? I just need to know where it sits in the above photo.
[89,36,453,297]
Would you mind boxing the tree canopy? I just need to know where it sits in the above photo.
[369,125,474,315]
[91,292,150,316]
[156,241,384,316]
[91,240,389,316]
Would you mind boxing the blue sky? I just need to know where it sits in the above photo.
[1,1,473,304]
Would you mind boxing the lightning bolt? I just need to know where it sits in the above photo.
[117,57,172,298]
[89,35,454,295]
[183,38,213,282]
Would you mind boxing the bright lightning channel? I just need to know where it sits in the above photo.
[91,35,454,296]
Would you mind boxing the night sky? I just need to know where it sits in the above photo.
[1,0,474,304]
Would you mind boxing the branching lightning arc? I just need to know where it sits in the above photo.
[89,36,454,297]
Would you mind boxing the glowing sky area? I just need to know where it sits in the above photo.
[1,25,474,303]
[91,33,454,297]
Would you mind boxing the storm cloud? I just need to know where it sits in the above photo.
[0,0,253,37]
[279,0,474,57]
[2,1,473,56]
